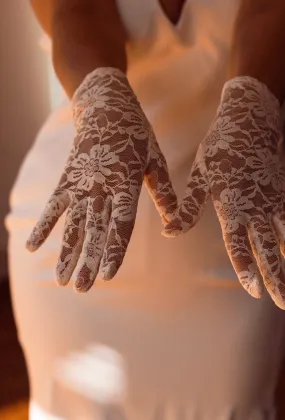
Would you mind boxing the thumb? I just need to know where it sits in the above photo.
[144,134,178,223]
[162,157,209,237]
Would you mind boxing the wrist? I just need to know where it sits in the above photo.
[220,76,282,140]
[223,76,281,108]
[71,67,134,129]
[72,67,129,101]
[53,44,127,99]
[229,64,285,106]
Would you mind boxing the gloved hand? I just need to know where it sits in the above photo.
[164,76,285,309]
[27,67,177,292]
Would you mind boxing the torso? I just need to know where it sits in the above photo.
[158,0,187,24]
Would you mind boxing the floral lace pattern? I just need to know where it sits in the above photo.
[27,68,177,292]
[164,77,285,309]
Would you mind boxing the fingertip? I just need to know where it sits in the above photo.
[240,274,264,300]
[102,273,113,281]
[275,301,285,311]
[161,229,181,238]
[74,272,96,293]
[56,272,71,287]
[251,276,264,299]
[102,263,118,281]
[162,217,185,237]
[246,285,263,300]
[271,294,285,310]
[265,282,285,310]
[249,291,263,300]
[74,268,97,293]
[74,285,89,294]
[26,240,39,253]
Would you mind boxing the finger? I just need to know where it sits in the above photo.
[75,196,111,292]
[145,134,178,223]
[222,222,264,299]
[248,220,285,310]
[100,191,139,280]
[272,213,285,258]
[56,198,88,286]
[26,189,70,252]
[162,159,209,237]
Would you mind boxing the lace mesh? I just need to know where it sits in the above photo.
[164,76,285,309]
[27,68,177,292]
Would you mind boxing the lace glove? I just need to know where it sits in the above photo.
[27,68,177,292]
[164,76,285,309]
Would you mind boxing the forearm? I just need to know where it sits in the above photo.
[229,0,285,103]
[30,0,127,97]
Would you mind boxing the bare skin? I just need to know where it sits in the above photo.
[30,0,285,416]
[30,0,128,97]
[30,0,189,97]
[231,0,285,103]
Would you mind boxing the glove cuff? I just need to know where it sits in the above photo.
[72,67,128,103]
[221,76,282,134]
[72,67,135,128]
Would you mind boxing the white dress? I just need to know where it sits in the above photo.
[6,1,285,419]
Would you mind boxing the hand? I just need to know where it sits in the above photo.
[164,76,285,309]
[27,68,177,292]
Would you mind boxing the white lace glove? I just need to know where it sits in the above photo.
[27,68,177,292]
[164,76,285,309]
